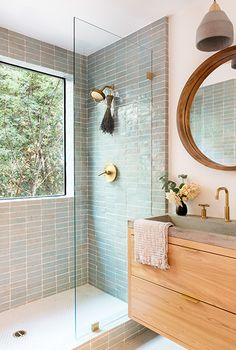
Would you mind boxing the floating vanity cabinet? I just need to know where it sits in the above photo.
[128,227,236,350]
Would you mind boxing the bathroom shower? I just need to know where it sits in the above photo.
[0,8,165,350]
[90,85,115,134]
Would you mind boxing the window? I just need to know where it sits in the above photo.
[0,62,66,199]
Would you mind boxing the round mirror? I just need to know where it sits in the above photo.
[177,45,236,170]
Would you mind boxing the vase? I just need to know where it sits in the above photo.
[176,201,187,216]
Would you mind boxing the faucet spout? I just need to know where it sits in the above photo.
[215,187,230,222]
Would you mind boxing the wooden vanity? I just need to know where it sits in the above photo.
[128,216,236,350]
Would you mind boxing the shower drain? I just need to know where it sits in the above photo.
[13,330,27,338]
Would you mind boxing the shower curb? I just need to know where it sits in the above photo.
[73,318,146,350]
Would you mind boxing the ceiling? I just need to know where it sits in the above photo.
[0,0,198,51]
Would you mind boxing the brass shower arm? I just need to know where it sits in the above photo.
[101,85,114,92]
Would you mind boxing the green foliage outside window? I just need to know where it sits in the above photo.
[0,62,65,198]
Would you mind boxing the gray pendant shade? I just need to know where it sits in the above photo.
[196,1,234,52]
[232,58,236,69]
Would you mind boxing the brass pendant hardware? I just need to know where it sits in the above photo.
[98,163,117,182]
[210,1,221,12]
[198,204,210,219]
[182,294,200,304]
[91,322,100,332]
[146,71,154,80]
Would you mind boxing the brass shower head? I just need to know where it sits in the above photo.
[90,88,105,102]
[90,85,114,103]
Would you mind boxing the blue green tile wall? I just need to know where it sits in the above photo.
[0,27,88,312]
[87,17,168,301]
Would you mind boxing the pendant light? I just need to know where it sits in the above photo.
[231,58,236,69]
[196,0,234,52]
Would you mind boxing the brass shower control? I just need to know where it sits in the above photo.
[98,163,117,182]
[198,204,210,219]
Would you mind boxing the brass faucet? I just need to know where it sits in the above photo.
[215,187,230,222]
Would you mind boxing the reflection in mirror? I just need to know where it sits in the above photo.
[190,61,236,166]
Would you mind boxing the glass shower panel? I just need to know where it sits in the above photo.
[74,17,152,340]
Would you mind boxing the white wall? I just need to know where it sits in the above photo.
[169,0,236,219]
[202,62,236,86]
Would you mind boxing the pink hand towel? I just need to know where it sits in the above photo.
[134,219,173,270]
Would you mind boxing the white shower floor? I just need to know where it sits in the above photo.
[0,284,128,350]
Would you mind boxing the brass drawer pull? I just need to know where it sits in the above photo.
[182,294,200,304]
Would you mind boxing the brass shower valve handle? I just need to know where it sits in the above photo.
[98,170,111,176]
[198,204,210,219]
[98,164,117,182]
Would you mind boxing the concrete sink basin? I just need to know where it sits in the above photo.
[147,214,236,236]
[128,214,236,249]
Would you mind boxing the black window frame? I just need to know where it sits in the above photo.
[0,60,67,200]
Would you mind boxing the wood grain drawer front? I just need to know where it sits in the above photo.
[131,236,236,313]
[130,276,236,350]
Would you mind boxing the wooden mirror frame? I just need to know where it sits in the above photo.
[177,45,236,171]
